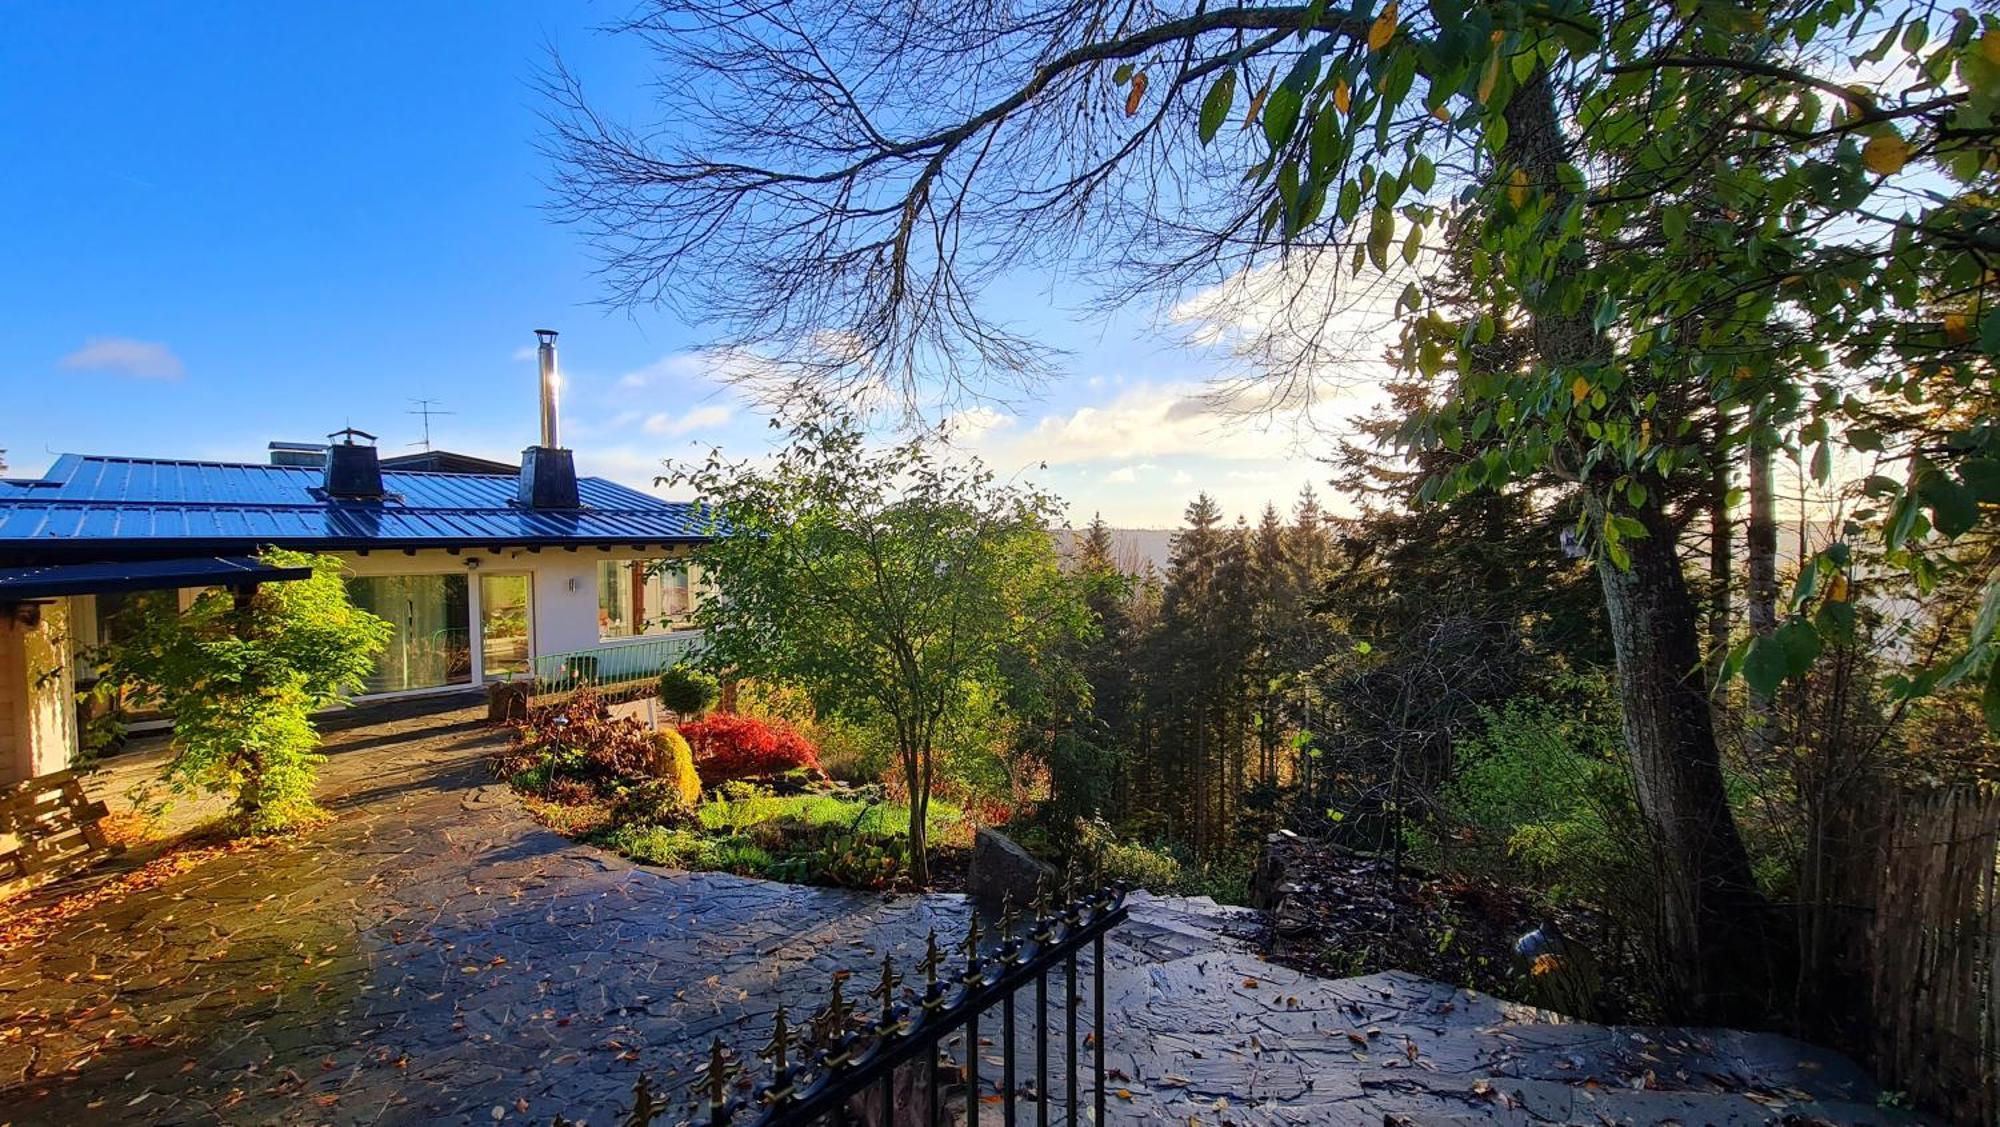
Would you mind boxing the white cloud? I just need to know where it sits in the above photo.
[944,405,1013,441]
[642,404,734,437]
[617,353,714,389]
[59,336,184,380]
[1165,245,1410,433]
[1172,470,1193,485]
[963,379,1295,467]
[1104,465,1139,484]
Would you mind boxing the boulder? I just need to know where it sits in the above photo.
[966,827,1055,912]
[1247,829,1302,910]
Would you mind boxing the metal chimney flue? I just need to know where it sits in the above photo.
[519,328,580,509]
[535,328,561,448]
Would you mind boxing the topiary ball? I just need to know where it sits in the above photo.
[656,664,721,717]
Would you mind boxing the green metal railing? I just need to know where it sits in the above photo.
[530,630,706,695]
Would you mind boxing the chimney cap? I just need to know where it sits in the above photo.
[534,328,559,342]
[328,427,378,446]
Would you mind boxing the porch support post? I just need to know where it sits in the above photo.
[466,570,486,688]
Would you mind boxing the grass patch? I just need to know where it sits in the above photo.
[601,823,777,873]
[521,794,614,837]
[695,792,969,845]
[590,787,971,890]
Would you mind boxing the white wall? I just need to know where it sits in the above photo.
[528,553,602,655]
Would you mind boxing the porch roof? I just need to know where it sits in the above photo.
[0,556,313,601]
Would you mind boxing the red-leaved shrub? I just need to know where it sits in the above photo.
[502,689,659,796]
[679,713,823,784]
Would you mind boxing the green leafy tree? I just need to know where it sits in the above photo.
[99,551,392,832]
[673,407,1089,883]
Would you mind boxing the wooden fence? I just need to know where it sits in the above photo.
[1865,786,1999,1126]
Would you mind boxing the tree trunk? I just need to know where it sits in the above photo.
[900,724,930,886]
[1597,499,1779,1018]
[1506,70,1781,1019]
[1745,424,1779,754]
[1707,423,1733,681]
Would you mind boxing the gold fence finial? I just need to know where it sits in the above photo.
[871,953,903,1023]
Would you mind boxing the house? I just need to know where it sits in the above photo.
[0,331,713,787]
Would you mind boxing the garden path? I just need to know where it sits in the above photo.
[0,703,1920,1125]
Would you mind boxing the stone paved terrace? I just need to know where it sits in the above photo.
[0,701,1925,1125]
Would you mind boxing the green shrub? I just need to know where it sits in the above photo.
[1099,839,1184,892]
[1073,817,1183,892]
[1039,733,1120,837]
[1176,851,1254,904]
[812,714,898,785]
[656,664,721,718]
[604,823,713,867]
[612,777,698,828]
[715,779,766,803]
[1416,679,1646,907]
[93,550,391,832]
[804,828,908,889]
[649,728,703,810]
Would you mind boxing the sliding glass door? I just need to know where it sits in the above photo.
[344,574,471,693]
[478,573,533,680]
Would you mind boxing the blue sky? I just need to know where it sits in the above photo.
[1,2,1368,527]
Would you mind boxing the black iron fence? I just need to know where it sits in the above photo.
[560,886,1129,1127]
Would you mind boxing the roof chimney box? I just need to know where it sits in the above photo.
[324,428,385,500]
[519,329,581,509]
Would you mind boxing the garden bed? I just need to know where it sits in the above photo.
[1251,833,1660,1023]
[494,691,975,892]
[598,788,973,890]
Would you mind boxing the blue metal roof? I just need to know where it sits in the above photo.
[0,455,714,561]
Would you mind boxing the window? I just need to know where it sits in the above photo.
[92,589,175,650]
[597,559,699,640]
[597,560,633,638]
[344,574,471,693]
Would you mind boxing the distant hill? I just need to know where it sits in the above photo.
[1052,527,1177,576]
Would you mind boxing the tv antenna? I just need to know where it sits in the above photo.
[407,399,454,451]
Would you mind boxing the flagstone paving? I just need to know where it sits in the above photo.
[0,703,1923,1125]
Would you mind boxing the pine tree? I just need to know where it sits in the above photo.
[1243,506,1286,788]
[1073,512,1137,800]
[1288,486,1331,599]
